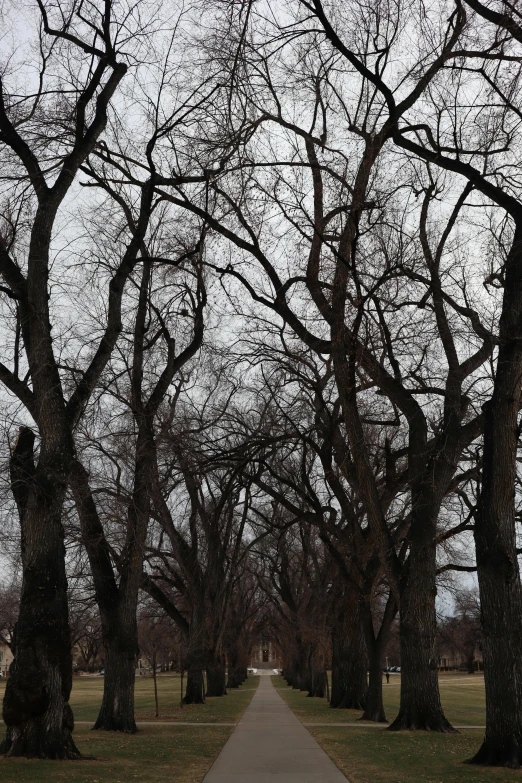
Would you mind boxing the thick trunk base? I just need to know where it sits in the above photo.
[284,667,294,687]
[184,668,205,704]
[307,669,327,698]
[2,656,80,757]
[467,738,522,768]
[1,706,80,759]
[227,667,242,689]
[331,691,367,710]
[330,596,368,710]
[93,647,137,732]
[4,438,79,758]
[361,696,387,722]
[330,664,367,709]
[361,706,387,722]
[361,664,387,722]
[289,659,311,692]
[392,529,454,733]
[387,668,456,733]
[388,702,456,732]
[206,659,227,698]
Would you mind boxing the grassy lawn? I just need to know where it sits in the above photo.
[0,724,231,783]
[0,673,259,724]
[275,674,522,782]
[272,672,486,726]
[0,675,259,783]
[310,727,522,783]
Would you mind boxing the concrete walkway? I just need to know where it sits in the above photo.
[203,673,348,783]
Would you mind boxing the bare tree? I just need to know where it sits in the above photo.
[300,0,522,764]
[259,524,332,699]
[0,0,170,757]
[143,397,257,703]
[71,233,206,730]
[150,1,493,732]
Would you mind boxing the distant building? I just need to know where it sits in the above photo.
[438,645,483,671]
[0,643,13,677]
[249,638,281,669]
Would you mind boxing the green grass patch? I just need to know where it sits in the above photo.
[0,724,231,783]
[0,673,259,724]
[274,674,520,782]
[0,675,260,783]
[309,727,521,783]
[272,672,486,726]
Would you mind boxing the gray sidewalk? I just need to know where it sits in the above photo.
[203,674,349,783]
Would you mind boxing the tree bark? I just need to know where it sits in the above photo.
[184,640,205,704]
[330,597,367,710]
[306,645,327,698]
[1,428,80,759]
[362,653,387,722]
[290,638,311,692]
[361,592,396,722]
[307,668,327,698]
[184,665,205,704]
[71,457,144,733]
[226,643,241,689]
[227,667,242,689]
[284,664,295,687]
[93,620,138,732]
[389,530,454,732]
[206,651,227,697]
[468,231,522,767]
[0,33,130,757]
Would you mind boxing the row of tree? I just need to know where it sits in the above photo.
[1,0,522,769]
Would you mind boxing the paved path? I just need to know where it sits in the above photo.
[203,674,348,783]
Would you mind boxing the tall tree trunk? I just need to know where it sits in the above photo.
[284,662,296,687]
[1,428,80,759]
[237,644,249,684]
[361,592,396,723]
[306,647,327,698]
[469,232,522,767]
[307,668,327,698]
[184,663,205,704]
[362,651,386,722]
[93,613,138,732]
[227,669,242,688]
[184,623,205,704]
[71,458,142,733]
[226,642,241,689]
[206,650,227,697]
[330,596,367,710]
[290,638,311,692]
[299,647,312,693]
[389,526,453,732]
[290,660,302,689]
